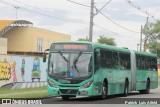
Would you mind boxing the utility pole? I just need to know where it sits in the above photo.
[15,6,19,20]
[143,17,149,52]
[89,0,94,42]
[137,44,140,51]
[140,25,143,51]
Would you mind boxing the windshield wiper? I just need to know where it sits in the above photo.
[58,51,70,77]
[58,51,68,62]
[74,52,82,63]
[73,52,82,77]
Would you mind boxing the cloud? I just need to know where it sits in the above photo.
[116,37,140,50]
[0,0,159,51]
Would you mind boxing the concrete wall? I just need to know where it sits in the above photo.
[0,55,47,87]
[2,27,71,52]
[0,55,13,87]
[0,38,7,54]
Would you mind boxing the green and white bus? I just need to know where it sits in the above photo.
[43,41,158,100]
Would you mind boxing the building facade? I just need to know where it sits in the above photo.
[0,20,71,55]
[0,38,7,54]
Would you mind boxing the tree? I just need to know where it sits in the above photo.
[97,35,116,46]
[77,37,89,41]
[148,41,160,57]
[143,21,160,58]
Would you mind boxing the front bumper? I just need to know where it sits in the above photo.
[48,84,95,96]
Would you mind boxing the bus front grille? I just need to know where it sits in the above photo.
[59,85,79,87]
[59,89,78,94]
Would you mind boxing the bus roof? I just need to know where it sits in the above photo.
[134,50,157,57]
[92,42,131,53]
[51,41,157,57]
[51,41,130,53]
[52,41,91,44]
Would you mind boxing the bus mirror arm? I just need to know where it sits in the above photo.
[43,49,49,62]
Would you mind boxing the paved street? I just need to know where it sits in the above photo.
[41,85,160,104]
[1,85,160,107]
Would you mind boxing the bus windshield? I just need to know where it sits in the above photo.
[48,51,92,78]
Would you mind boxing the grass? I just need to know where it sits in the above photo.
[0,86,53,99]
[0,91,49,99]
[0,86,47,94]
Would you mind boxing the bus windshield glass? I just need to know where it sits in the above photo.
[48,51,92,78]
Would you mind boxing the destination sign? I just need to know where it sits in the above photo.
[51,43,92,52]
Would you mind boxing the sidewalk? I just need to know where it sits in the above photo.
[1,81,47,89]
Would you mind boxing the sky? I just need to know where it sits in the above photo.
[0,0,160,50]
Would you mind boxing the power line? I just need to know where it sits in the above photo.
[124,0,160,51]
[15,0,90,24]
[99,11,140,33]
[95,23,138,39]
[143,21,158,41]
[67,0,140,33]
[67,0,112,10]
[95,0,140,33]
[11,0,58,14]
[67,0,90,8]
[95,23,118,35]
[0,0,89,25]
[124,0,158,22]
[67,1,130,38]
[99,0,112,11]
[95,24,121,37]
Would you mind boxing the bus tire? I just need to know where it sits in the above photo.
[144,80,150,94]
[123,81,129,97]
[139,80,150,94]
[62,96,69,100]
[101,82,107,99]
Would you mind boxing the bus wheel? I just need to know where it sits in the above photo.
[140,80,150,94]
[145,80,150,94]
[62,96,69,100]
[101,82,107,99]
[123,81,129,97]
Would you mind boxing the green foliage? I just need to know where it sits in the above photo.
[143,21,160,58]
[78,37,89,41]
[97,35,116,46]
[148,41,160,57]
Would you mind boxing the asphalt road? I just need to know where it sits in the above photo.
[41,85,160,104]
[1,85,159,107]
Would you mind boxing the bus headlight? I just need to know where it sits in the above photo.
[48,80,58,87]
[83,81,93,88]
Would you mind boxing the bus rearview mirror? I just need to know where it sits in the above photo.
[43,53,46,62]
[43,49,49,62]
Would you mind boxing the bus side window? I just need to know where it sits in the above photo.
[150,57,157,71]
[136,55,141,70]
[94,49,100,71]
[100,49,106,68]
[146,57,150,70]
[119,53,124,69]
[141,56,146,70]
[112,52,118,69]
[106,50,112,68]
[119,53,130,70]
